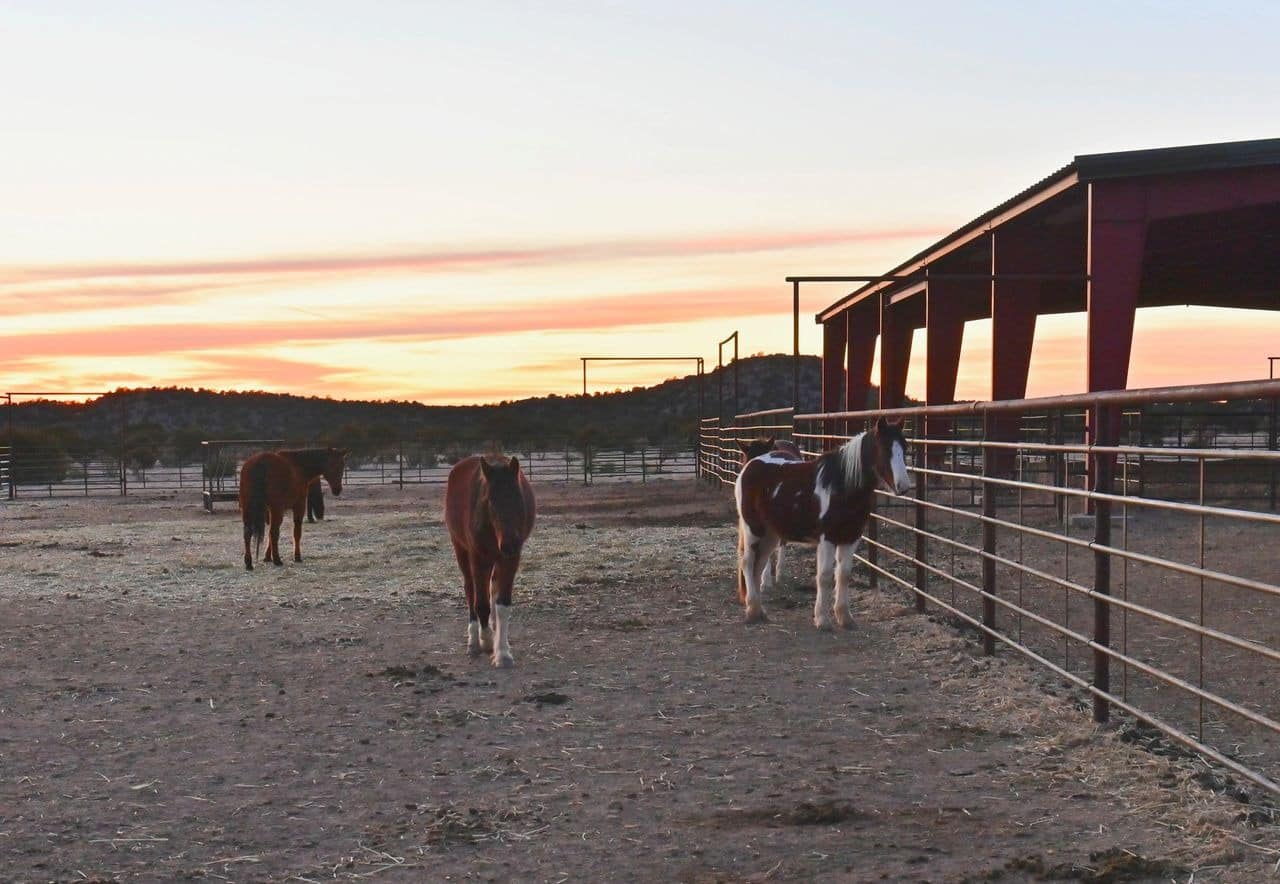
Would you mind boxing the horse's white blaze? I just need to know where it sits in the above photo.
[770,485,782,499]
[891,440,913,495]
[814,539,836,630]
[492,604,513,667]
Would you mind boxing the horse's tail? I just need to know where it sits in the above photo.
[736,521,747,602]
[244,459,269,559]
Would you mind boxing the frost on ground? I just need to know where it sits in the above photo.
[0,482,1276,882]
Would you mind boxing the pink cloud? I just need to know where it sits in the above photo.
[0,284,790,365]
[1,226,948,288]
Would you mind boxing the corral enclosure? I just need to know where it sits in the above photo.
[1,481,1277,882]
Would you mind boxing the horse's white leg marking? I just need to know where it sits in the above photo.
[814,538,836,631]
[834,542,857,629]
[467,620,482,656]
[771,543,784,584]
[741,521,775,624]
[491,604,514,668]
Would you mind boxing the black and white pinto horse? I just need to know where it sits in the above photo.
[734,418,914,628]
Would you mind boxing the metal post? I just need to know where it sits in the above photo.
[1092,403,1113,723]
[913,418,927,612]
[1270,358,1279,510]
[733,334,739,420]
[120,395,128,497]
[981,412,997,656]
[793,280,800,413]
[398,440,404,489]
[582,358,587,397]
[5,393,13,500]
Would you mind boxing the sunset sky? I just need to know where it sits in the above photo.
[4,2,1280,405]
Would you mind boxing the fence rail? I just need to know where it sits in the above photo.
[704,380,1280,798]
[0,442,696,500]
[0,446,11,500]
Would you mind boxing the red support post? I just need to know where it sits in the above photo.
[1087,180,1148,399]
[845,302,878,416]
[879,294,913,409]
[990,229,1047,474]
[822,317,847,448]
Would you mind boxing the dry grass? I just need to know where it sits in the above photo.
[0,481,1276,882]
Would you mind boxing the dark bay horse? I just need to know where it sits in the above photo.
[734,418,913,628]
[736,436,804,592]
[444,454,536,668]
[239,447,348,570]
[306,479,325,523]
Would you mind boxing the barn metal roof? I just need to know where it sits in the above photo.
[816,137,1280,322]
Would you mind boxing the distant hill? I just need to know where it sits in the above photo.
[5,354,885,455]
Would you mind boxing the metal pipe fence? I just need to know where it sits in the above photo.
[698,407,795,484]
[0,446,11,500]
[0,441,696,501]
[705,379,1280,798]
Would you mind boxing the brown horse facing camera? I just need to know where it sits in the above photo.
[239,447,349,570]
[444,454,536,668]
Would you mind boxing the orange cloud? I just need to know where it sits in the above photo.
[0,284,790,366]
[1,226,948,287]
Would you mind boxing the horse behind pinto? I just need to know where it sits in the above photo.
[445,454,536,668]
[239,447,348,570]
[734,418,913,628]
[736,436,803,593]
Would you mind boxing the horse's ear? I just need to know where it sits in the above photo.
[875,416,888,434]
[737,441,750,454]
[766,436,775,447]
[339,448,351,457]
[479,458,494,482]
[509,455,520,474]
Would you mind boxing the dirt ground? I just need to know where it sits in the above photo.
[1,481,1277,883]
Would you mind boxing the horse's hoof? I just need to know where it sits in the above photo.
[834,609,856,630]
[492,653,514,669]
[467,642,482,657]
[479,630,494,653]
[244,561,253,571]
[294,555,302,563]
[272,559,284,567]
[744,605,768,624]
[813,616,834,631]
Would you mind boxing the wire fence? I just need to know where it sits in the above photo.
[704,380,1280,798]
[0,441,697,502]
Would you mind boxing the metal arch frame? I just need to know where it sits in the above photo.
[579,356,704,406]
[578,357,706,473]
[716,332,738,424]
